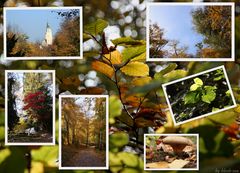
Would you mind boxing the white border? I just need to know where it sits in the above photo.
[144,133,199,171]
[162,65,237,126]
[5,70,56,146]
[146,2,235,61]
[3,6,83,60]
[59,95,109,170]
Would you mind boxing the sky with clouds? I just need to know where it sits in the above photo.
[149,5,204,55]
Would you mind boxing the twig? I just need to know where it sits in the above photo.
[87,33,133,119]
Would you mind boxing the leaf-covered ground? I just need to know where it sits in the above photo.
[8,132,52,143]
[62,145,106,167]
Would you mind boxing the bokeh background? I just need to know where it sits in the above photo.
[0,0,240,173]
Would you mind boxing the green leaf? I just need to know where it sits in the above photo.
[201,91,216,104]
[31,146,58,166]
[214,69,225,81]
[225,90,231,97]
[120,62,149,77]
[111,37,145,46]
[154,63,178,80]
[212,107,220,112]
[201,86,217,104]
[193,77,203,86]
[131,52,146,62]
[0,148,11,164]
[121,168,140,173]
[109,96,122,124]
[109,152,122,173]
[122,45,146,62]
[117,152,139,167]
[110,132,129,147]
[184,92,200,104]
[204,85,217,91]
[188,125,234,158]
[190,83,201,91]
[0,126,4,141]
[84,19,108,36]
[162,69,187,82]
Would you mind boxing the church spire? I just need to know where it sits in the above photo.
[41,22,53,47]
[47,22,50,29]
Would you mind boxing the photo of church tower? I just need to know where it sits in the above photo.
[5,7,82,59]
[42,22,53,47]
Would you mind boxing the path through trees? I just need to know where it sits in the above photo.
[61,96,107,167]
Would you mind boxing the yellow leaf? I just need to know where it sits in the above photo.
[120,62,149,77]
[30,162,44,173]
[92,61,114,78]
[131,52,146,62]
[132,76,152,86]
[234,104,240,113]
[103,50,122,64]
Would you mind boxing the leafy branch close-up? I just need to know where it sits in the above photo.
[0,0,240,173]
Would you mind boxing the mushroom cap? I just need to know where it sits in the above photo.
[162,136,194,146]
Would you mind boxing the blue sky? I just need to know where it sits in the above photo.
[149,5,204,55]
[75,98,96,118]
[6,9,65,42]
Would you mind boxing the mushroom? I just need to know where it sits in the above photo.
[161,136,194,154]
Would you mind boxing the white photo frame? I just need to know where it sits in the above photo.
[146,2,235,61]
[59,95,109,170]
[5,70,56,146]
[144,133,199,171]
[162,65,237,126]
[3,6,83,60]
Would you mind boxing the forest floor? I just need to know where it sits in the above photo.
[8,132,52,143]
[62,145,106,167]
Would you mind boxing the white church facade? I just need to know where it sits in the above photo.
[42,23,53,47]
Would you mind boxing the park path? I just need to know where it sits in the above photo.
[63,146,105,167]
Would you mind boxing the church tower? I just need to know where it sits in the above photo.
[42,22,53,46]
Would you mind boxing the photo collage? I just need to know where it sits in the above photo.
[0,1,240,172]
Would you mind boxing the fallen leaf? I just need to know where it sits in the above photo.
[146,162,169,169]
[168,159,189,169]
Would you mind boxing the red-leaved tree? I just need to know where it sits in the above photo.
[23,90,52,132]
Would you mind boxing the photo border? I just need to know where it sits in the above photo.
[144,133,199,171]
[5,70,56,146]
[162,65,237,126]
[146,2,235,62]
[3,6,83,60]
[59,94,109,170]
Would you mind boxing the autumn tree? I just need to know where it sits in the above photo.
[52,10,80,56]
[192,6,231,58]
[91,98,106,150]
[149,22,168,58]
[22,73,53,132]
[167,40,190,58]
